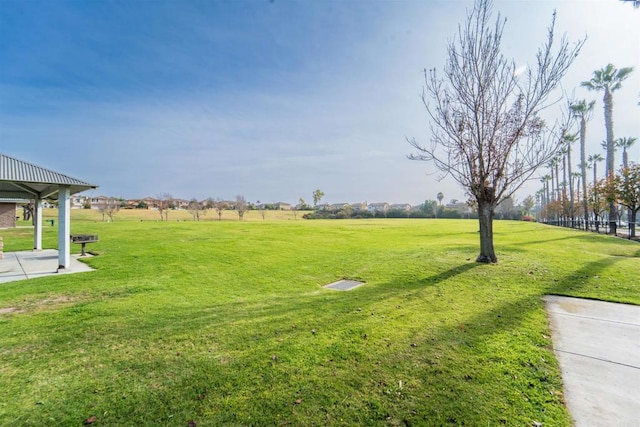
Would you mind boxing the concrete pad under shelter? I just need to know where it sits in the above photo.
[0,249,94,283]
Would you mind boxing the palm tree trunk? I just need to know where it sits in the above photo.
[562,155,567,226]
[545,180,550,217]
[580,118,588,230]
[556,162,560,221]
[568,144,574,226]
[604,88,616,233]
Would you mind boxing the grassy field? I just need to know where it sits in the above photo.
[1,214,638,426]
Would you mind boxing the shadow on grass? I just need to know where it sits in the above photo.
[411,262,480,287]
[63,259,595,422]
[5,251,634,426]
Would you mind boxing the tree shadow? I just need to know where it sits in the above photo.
[6,251,634,425]
[409,262,480,287]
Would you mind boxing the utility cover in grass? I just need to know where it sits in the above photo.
[323,279,364,291]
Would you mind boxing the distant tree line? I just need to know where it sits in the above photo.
[304,197,535,221]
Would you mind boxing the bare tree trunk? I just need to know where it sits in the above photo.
[477,200,497,263]
[630,209,638,238]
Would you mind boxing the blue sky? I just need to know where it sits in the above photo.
[1,0,638,205]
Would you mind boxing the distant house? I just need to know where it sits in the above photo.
[275,202,292,210]
[125,199,141,209]
[173,199,189,210]
[71,195,88,209]
[367,202,390,213]
[90,196,109,210]
[390,203,412,212]
[350,202,367,212]
[329,203,350,211]
[143,197,159,209]
[445,201,469,213]
[316,203,330,211]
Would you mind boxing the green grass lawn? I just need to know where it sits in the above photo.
[0,218,638,426]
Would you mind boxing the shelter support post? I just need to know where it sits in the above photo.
[57,186,70,270]
[34,196,42,251]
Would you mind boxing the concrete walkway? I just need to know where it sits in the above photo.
[544,295,640,427]
[0,249,94,283]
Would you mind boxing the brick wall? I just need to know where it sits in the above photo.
[0,203,17,228]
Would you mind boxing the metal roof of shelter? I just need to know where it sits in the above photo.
[0,153,96,200]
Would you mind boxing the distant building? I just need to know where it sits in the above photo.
[71,195,88,209]
[445,201,468,213]
[390,203,412,212]
[275,202,292,210]
[329,203,350,211]
[367,202,390,213]
[350,202,367,211]
[90,196,110,210]
[173,199,189,210]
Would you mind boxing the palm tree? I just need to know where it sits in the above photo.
[582,64,634,231]
[564,133,578,225]
[571,172,583,222]
[570,99,596,229]
[437,192,444,206]
[558,147,568,225]
[543,175,551,209]
[616,137,637,225]
[547,160,557,203]
[588,153,605,188]
[616,137,637,169]
[540,175,551,210]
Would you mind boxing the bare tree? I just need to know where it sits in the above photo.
[188,198,203,221]
[156,193,173,221]
[235,195,248,221]
[213,199,227,221]
[97,197,121,222]
[104,197,120,222]
[257,200,267,220]
[408,0,583,263]
[23,202,34,223]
